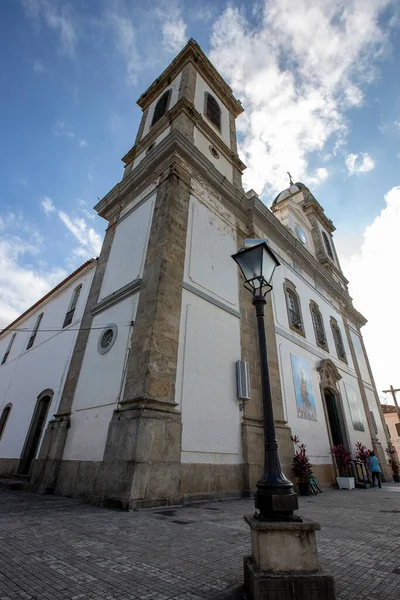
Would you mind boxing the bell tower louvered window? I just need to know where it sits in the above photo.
[205,93,221,131]
[322,231,334,260]
[310,302,328,351]
[331,318,347,362]
[151,89,172,127]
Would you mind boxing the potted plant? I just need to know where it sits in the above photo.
[291,436,313,495]
[330,445,354,489]
[386,446,400,483]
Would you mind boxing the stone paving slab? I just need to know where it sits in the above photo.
[0,485,399,599]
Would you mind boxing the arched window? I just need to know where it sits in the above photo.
[331,318,347,362]
[63,285,82,328]
[26,313,43,350]
[284,281,304,335]
[310,301,328,351]
[151,89,172,127]
[204,93,221,131]
[0,404,12,440]
[1,333,16,365]
[322,231,334,260]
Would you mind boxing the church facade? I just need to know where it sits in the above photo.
[0,40,391,507]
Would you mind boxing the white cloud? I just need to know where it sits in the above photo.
[209,0,391,195]
[79,139,88,148]
[345,152,375,175]
[155,0,188,52]
[22,0,77,58]
[54,121,88,147]
[107,13,141,85]
[33,59,45,74]
[58,211,102,258]
[40,196,56,215]
[339,186,400,395]
[0,212,65,328]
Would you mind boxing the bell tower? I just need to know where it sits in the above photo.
[121,38,245,190]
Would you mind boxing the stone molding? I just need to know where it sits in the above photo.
[91,278,141,316]
[317,359,342,393]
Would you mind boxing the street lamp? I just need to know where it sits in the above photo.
[232,241,300,521]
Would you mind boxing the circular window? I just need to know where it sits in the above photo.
[97,324,118,355]
[295,225,307,245]
[209,145,220,159]
[146,142,156,155]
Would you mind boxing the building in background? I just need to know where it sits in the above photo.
[381,404,400,460]
[0,40,391,507]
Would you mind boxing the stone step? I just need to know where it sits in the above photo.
[0,478,26,491]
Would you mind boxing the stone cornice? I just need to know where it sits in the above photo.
[121,98,246,173]
[136,39,243,117]
[303,200,335,233]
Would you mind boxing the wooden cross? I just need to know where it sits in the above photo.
[383,385,400,417]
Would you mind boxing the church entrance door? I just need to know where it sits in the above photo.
[324,390,345,447]
[18,395,51,475]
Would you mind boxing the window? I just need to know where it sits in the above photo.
[310,302,328,351]
[63,285,82,328]
[97,324,118,355]
[1,333,16,365]
[151,89,172,127]
[205,93,221,131]
[0,404,12,439]
[322,231,334,260]
[26,313,43,350]
[330,318,347,362]
[284,281,304,335]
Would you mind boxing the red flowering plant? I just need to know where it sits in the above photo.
[330,445,353,477]
[355,442,370,463]
[291,436,313,484]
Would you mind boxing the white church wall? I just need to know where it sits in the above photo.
[272,263,355,372]
[0,266,95,461]
[141,73,182,139]
[176,289,242,464]
[63,293,139,462]
[99,193,156,300]
[184,193,239,311]
[276,335,332,465]
[194,73,231,148]
[193,127,233,183]
[365,387,388,449]
[349,329,371,385]
[132,127,171,171]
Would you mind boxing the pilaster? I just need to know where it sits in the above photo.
[102,161,191,507]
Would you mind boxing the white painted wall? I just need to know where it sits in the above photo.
[194,73,231,148]
[141,73,182,139]
[0,265,95,461]
[365,387,388,448]
[272,262,355,371]
[99,194,156,300]
[184,193,239,311]
[176,289,242,464]
[132,127,171,171]
[63,293,139,461]
[193,127,233,183]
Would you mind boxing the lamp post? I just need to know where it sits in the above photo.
[232,241,299,521]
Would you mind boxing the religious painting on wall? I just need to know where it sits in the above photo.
[345,382,365,431]
[290,354,317,421]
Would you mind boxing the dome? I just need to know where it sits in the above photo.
[272,183,306,206]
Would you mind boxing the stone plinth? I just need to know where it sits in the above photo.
[244,515,336,599]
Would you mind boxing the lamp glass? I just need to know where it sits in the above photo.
[261,245,278,284]
[232,242,280,291]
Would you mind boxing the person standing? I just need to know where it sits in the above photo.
[367,451,382,488]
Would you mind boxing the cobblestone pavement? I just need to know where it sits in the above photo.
[0,485,400,600]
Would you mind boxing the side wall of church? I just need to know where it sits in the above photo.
[0,266,95,476]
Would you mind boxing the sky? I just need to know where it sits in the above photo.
[0,0,399,402]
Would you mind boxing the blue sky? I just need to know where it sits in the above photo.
[1,0,400,397]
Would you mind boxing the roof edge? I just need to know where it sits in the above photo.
[0,258,97,338]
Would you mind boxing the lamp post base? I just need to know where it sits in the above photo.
[255,483,301,522]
